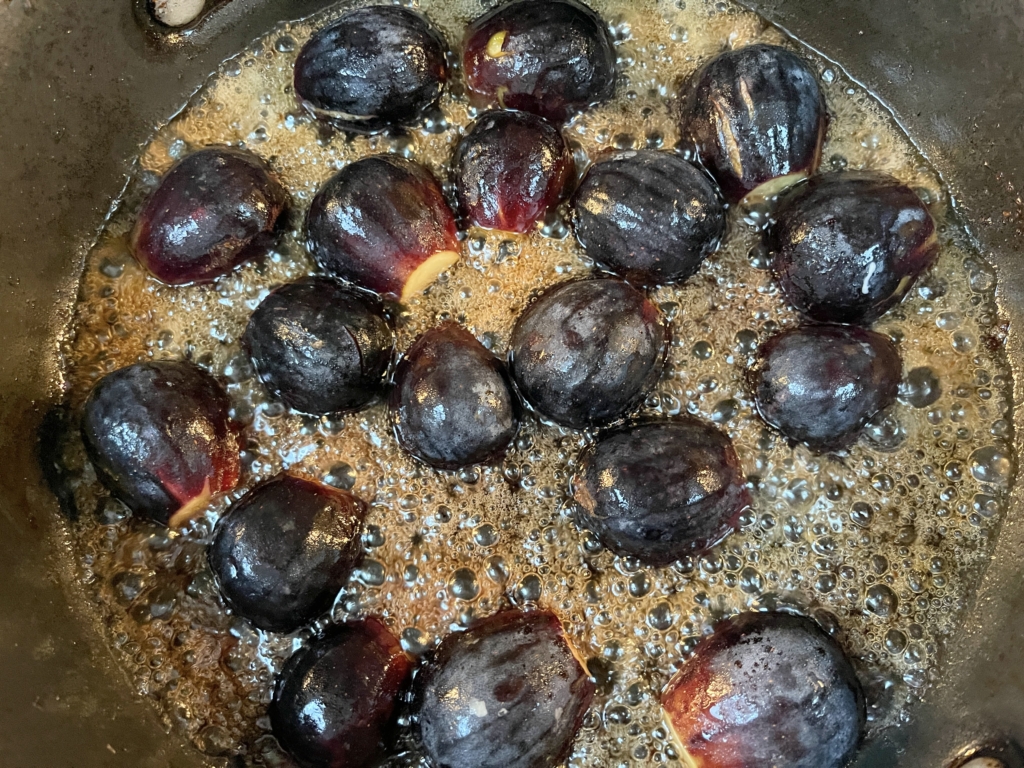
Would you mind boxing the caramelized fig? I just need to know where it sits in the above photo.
[130,147,288,285]
[508,278,667,429]
[462,0,616,123]
[243,276,394,415]
[768,171,939,324]
[571,150,726,287]
[572,417,749,566]
[81,360,241,527]
[271,619,412,768]
[294,6,448,133]
[306,155,459,303]
[679,44,826,202]
[453,110,573,233]
[662,612,864,768]
[414,610,594,768]
[390,322,519,469]
[209,473,367,633]
[750,324,902,452]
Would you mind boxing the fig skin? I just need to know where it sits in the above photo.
[571,417,750,566]
[508,278,668,429]
[130,146,288,285]
[293,5,448,134]
[389,322,520,470]
[80,360,241,527]
[679,43,827,202]
[750,324,903,453]
[271,619,412,768]
[462,0,617,123]
[414,609,595,768]
[571,149,726,287]
[767,171,939,324]
[306,155,459,303]
[453,110,574,234]
[661,612,865,768]
[242,276,395,416]
[208,473,367,633]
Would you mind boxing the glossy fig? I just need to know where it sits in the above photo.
[243,276,394,415]
[209,473,367,633]
[414,610,594,768]
[81,360,241,527]
[453,110,573,233]
[662,612,864,768]
[130,147,288,285]
[750,324,902,452]
[462,0,616,123]
[390,322,519,470]
[271,619,412,768]
[306,155,459,303]
[571,150,726,287]
[508,278,667,429]
[767,171,939,324]
[679,44,826,202]
[294,6,448,133]
[572,417,749,566]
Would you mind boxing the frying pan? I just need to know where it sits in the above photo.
[1,0,1022,766]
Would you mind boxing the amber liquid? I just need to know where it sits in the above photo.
[61,0,1014,763]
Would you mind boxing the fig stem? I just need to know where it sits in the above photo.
[168,477,214,529]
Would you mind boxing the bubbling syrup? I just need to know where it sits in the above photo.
[61,0,1015,764]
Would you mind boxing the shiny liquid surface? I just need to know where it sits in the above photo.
[61,0,1015,764]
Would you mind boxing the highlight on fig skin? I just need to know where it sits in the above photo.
[767,170,940,325]
[80,360,241,528]
[462,0,617,123]
[508,277,668,429]
[661,611,865,768]
[293,5,448,134]
[452,110,574,234]
[679,43,827,203]
[413,609,595,768]
[389,322,520,470]
[750,324,903,453]
[271,618,412,768]
[305,155,460,304]
[571,416,749,567]
[130,146,288,285]
[571,149,727,288]
[242,276,395,416]
[208,473,367,634]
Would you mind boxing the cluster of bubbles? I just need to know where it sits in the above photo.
[61,0,1013,764]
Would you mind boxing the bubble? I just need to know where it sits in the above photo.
[899,367,941,408]
[865,584,898,619]
[449,568,480,600]
[324,462,357,490]
[355,560,386,587]
[274,35,296,53]
[647,602,674,631]
[473,523,498,547]
[970,445,1014,487]
[884,629,908,654]
[401,627,431,655]
[514,574,542,604]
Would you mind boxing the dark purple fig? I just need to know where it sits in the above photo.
[81,360,241,528]
[242,276,394,416]
[680,44,826,202]
[768,171,939,324]
[453,110,573,233]
[414,610,594,768]
[271,618,412,768]
[571,417,749,566]
[130,147,288,285]
[389,322,519,470]
[462,0,616,123]
[750,324,902,452]
[293,6,448,133]
[306,155,459,303]
[509,278,667,429]
[571,150,726,287]
[208,473,367,633]
[661,612,864,768]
